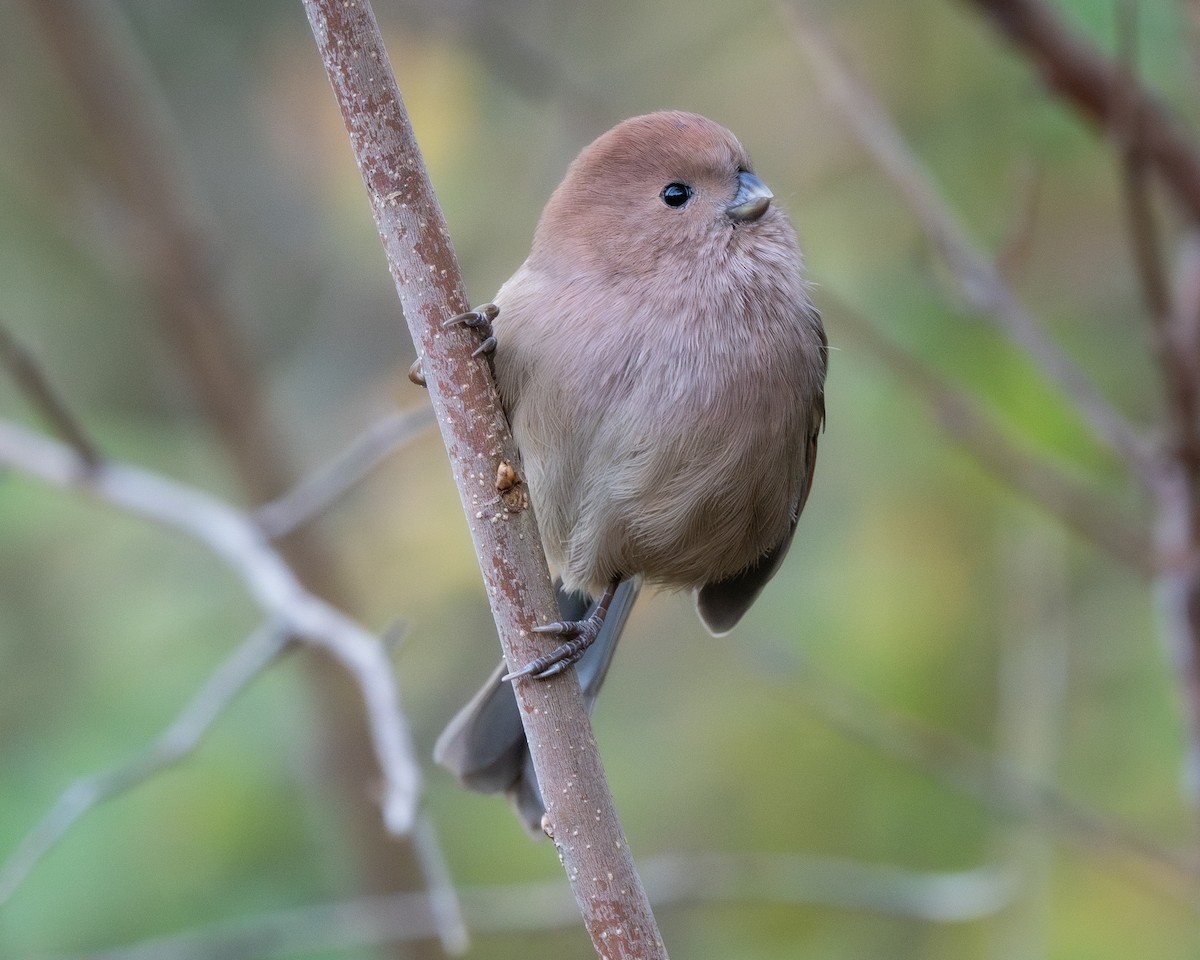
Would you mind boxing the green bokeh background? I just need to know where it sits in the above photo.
[1,0,1195,957]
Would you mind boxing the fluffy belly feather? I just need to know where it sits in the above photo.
[519,389,805,597]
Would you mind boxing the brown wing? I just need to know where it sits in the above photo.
[695,318,827,636]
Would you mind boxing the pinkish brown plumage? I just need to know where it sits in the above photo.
[494,111,825,621]
[436,111,827,830]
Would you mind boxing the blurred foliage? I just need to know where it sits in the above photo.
[1,0,1197,957]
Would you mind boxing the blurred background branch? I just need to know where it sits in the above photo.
[0,618,292,904]
[786,662,1200,903]
[252,406,435,540]
[17,2,456,955]
[790,0,1200,818]
[0,422,423,834]
[832,299,1155,572]
[28,853,1017,960]
[954,0,1200,803]
[785,1,1158,485]
[0,320,101,469]
[0,413,468,945]
[962,0,1200,220]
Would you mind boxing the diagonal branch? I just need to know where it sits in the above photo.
[957,0,1200,805]
[963,0,1200,224]
[789,666,1200,903]
[833,299,1154,572]
[300,2,667,956]
[252,406,435,540]
[0,420,421,837]
[784,2,1159,490]
[25,6,454,941]
[0,619,289,904]
[0,319,101,469]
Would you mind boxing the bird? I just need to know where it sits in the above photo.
[433,111,827,832]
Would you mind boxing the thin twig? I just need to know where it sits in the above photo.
[25,854,1016,960]
[832,299,1154,573]
[1115,2,1172,324]
[1112,5,1200,805]
[988,526,1068,957]
[783,2,1159,490]
[0,619,289,905]
[1155,234,1200,798]
[963,0,1200,224]
[25,0,283,497]
[26,6,452,942]
[788,666,1200,904]
[0,319,101,468]
[0,420,420,836]
[253,406,435,540]
[301,3,667,956]
[407,813,471,955]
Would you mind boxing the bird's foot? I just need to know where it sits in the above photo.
[502,618,604,681]
[408,303,499,387]
[444,302,498,357]
[502,579,620,681]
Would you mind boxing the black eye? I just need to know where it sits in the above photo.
[660,182,693,208]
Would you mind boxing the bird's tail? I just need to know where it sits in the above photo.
[433,579,640,835]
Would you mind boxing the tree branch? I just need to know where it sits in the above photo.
[0,420,420,837]
[252,406,435,540]
[300,2,666,956]
[963,0,1200,224]
[788,665,1200,904]
[783,2,1159,489]
[791,0,1200,814]
[832,299,1154,572]
[955,0,1200,803]
[0,319,101,469]
[25,4,453,939]
[27,854,1016,960]
[25,0,284,500]
[1156,241,1200,532]
[1153,234,1200,796]
[0,619,290,904]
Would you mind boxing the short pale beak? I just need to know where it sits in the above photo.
[726,170,773,223]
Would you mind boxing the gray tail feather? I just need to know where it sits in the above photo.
[433,579,640,835]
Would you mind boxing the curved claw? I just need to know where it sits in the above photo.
[501,630,597,681]
[443,303,499,331]
[500,662,540,683]
[500,579,622,683]
[444,303,499,360]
